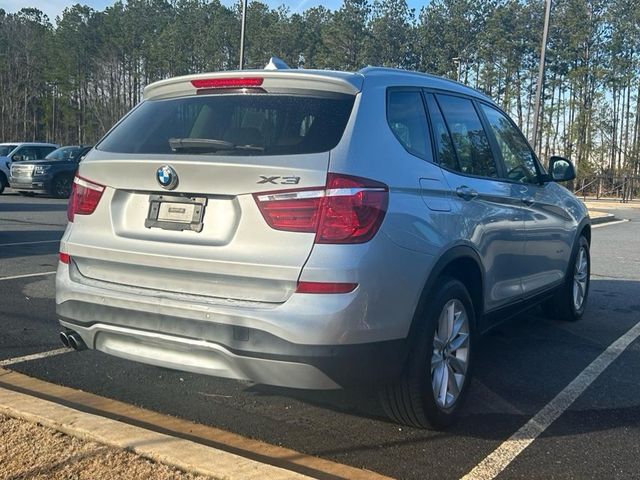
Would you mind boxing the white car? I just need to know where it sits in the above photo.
[0,142,58,194]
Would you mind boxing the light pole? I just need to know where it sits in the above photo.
[453,57,462,83]
[532,0,552,155]
[239,0,248,70]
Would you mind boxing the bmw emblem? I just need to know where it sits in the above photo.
[156,165,178,190]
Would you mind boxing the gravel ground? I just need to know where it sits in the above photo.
[0,414,211,480]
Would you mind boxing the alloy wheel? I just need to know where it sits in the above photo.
[431,299,470,409]
[573,246,589,311]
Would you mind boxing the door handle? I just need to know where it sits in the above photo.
[522,196,535,206]
[455,186,479,201]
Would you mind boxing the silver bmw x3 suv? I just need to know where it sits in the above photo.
[57,67,590,428]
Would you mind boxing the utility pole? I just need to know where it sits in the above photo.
[239,0,248,70]
[532,0,552,155]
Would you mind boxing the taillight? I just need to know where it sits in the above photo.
[254,173,388,244]
[317,174,388,243]
[253,188,323,233]
[59,252,70,264]
[67,175,105,222]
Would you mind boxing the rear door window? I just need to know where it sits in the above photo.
[97,94,355,156]
[424,94,458,171]
[435,94,498,178]
[386,90,429,159]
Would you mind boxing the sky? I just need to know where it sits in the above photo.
[0,0,380,22]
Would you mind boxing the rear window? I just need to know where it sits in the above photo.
[97,94,355,156]
[386,90,429,159]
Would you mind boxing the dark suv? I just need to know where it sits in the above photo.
[10,146,92,198]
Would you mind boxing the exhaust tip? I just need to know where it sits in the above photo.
[59,331,70,348]
[68,332,87,351]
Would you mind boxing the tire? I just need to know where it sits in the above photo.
[0,173,6,195]
[52,174,73,198]
[542,235,590,322]
[380,277,475,429]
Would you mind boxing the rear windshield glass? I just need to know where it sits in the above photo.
[97,94,355,156]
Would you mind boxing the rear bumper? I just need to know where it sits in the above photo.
[59,310,406,389]
[56,261,409,389]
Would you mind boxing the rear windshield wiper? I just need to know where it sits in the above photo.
[169,138,233,152]
[169,138,264,153]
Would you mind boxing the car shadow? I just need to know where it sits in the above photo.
[244,278,640,441]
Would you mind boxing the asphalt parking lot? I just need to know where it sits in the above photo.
[1,191,639,480]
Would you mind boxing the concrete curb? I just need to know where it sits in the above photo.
[0,386,309,480]
[590,213,620,225]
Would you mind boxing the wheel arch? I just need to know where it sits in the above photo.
[409,245,485,340]
[580,222,591,245]
[567,217,592,281]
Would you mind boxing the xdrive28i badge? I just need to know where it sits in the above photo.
[156,165,178,190]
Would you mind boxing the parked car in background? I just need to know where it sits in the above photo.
[0,142,58,194]
[9,145,92,198]
[56,66,590,429]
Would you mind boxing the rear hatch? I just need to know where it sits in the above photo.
[65,71,361,304]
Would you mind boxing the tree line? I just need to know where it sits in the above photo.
[1,0,639,177]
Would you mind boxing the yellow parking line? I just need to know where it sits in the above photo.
[0,348,70,367]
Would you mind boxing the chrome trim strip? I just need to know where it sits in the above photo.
[257,187,386,202]
[74,176,105,191]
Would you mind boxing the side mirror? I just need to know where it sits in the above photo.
[11,154,23,162]
[548,156,576,182]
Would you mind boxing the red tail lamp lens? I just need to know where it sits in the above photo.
[253,188,324,233]
[317,174,388,244]
[67,175,105,222]
[59,252,70,264]
[253,174,388,244]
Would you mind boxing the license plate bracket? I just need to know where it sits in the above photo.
[145,195,207,232]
